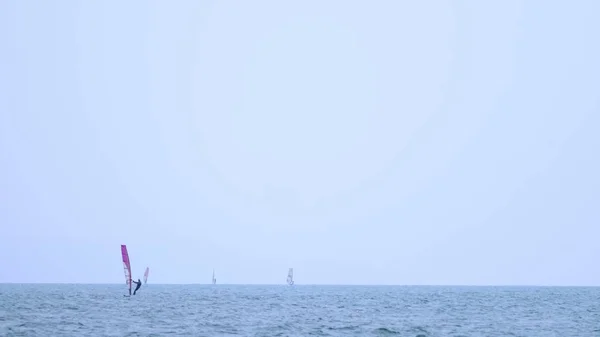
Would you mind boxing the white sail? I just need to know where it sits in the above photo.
[286,268,294,285]
[212,269,216,284]
[143,267,149,285]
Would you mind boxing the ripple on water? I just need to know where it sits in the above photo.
[0,285,599,336]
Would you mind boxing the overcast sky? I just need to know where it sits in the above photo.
[1,0,599,285]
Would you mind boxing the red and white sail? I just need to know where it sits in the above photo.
[121,245,132,295]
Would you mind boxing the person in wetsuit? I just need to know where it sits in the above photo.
[132,279,142,295]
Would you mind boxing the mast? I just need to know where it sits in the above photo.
[121,245,132,296]
[144,267,149,285]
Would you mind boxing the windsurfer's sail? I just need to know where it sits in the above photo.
[212,269,216,285]
[286,268,294,285]
[121,245,132,296]
[144,267,149,285]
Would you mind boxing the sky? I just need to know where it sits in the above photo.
[0,0,598,286]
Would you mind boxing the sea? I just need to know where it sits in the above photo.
[0,284,598,336]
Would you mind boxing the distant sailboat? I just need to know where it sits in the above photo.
[144,267,149,285]
[286,268,294,285]
[121,245,132,296]
[212,269,216,285]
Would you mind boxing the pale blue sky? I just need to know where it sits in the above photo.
[0,0,598,285]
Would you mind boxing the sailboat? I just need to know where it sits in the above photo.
[121,245,132,296]
[212,269,216,285]
[286,268,294,286]
[144,267,149,285]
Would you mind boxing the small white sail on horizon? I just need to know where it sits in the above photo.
[286,268,294,285]
[212,269,216,284]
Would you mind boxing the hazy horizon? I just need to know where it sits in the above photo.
[1,1,599,286]
[2,282,598,287]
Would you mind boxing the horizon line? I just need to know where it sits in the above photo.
[0,282,598,287]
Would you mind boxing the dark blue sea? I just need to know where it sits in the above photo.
[1,284,599,336]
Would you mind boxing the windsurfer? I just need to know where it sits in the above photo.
[132,279,142,295]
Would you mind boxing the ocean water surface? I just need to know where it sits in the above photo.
[1,284,598,336]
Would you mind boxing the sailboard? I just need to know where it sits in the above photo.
[144,267,149,285]
[121,245,132,296]
[212,269,216,285]
[286,268,294,285]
